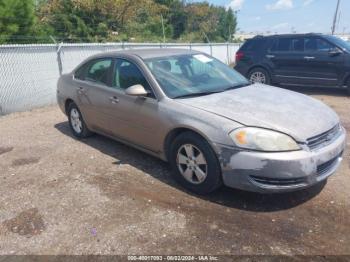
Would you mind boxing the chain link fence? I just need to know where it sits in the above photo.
[0,42,240,115]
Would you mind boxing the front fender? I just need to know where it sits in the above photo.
[160,100,243,157]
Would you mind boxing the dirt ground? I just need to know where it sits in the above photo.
[0,87,349,256]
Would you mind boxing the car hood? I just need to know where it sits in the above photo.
[176,84,339,141]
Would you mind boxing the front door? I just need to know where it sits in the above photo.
[105,58,162,153]
[300,36,344,87]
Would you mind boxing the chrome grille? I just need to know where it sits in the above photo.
[307,124,341,150]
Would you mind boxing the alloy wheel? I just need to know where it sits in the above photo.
[250,71,266,84]
[70,108,83,134]
[176,144,208,184]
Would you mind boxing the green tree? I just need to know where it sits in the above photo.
[0,0,238,44]
[37,0,102,42]
[0,0,36,44]
[181,3,231,42]
[224,8,237,41]
[154,0,186,39]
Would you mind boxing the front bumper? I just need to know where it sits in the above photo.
[214,127,347,193]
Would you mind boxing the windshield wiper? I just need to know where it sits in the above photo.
[224,82,251,91]
[173,90,223,99]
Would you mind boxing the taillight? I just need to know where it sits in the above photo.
[236,51,244,62]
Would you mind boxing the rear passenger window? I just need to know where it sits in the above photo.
[74,63,89,80]
[271,38,291,52]
[305,38,318,52]
[291,38,304,52]
[86,59,112,85]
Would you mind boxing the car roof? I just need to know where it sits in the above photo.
[90,48,202,60]
[252,33,324,39]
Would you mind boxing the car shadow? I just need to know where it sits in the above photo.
[55,121,326,213]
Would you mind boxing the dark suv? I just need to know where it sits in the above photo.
[234,33,350,94]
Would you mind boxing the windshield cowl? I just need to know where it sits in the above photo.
[173,90,223,99]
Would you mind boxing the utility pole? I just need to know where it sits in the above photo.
[337,10,341,33]
[203,31,210,43]
[228,25,231,43]
[161,14,166,43]
[331,0,341,35]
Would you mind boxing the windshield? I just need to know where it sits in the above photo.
[144,53,249,98]
[325,35,350,51]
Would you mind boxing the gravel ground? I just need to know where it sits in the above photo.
[0,88,349,255]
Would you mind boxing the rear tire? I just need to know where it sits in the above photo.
[248,68,271,85]
[347,78,350,96]
[67,102,93,138]
[169,132,222,195]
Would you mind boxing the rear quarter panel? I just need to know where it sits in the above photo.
[57,74,75,115]
[235,38,272,77]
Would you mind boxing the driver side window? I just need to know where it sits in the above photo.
[316,39,334,52]
[305,38,335,53]
[113,59,155,98]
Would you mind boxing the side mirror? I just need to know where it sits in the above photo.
[125,84,149,97]
[329,48,342,57]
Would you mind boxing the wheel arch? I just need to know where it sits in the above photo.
[247,64,275,84]
[343,73,350,87]
[163,126,215,162]
[247,64,272,77]
[64,98,75,115]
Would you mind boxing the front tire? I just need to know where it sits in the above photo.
[347,78,350,96]
[248,68,271,85]
[67,102,93,138]
[169,132,222,195]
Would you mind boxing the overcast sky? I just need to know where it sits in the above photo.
[191,0,350,34]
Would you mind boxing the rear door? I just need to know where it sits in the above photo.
[74,58,115,132]
[267,36,307,85]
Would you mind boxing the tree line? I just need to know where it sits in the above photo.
[0,0,237,44]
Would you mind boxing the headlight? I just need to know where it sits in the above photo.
[230,127,300,152]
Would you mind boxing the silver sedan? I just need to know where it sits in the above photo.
[57,49,346,194]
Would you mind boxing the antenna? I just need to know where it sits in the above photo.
[331,0,341,35]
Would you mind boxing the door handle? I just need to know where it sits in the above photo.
[266,55,275,59]
[304,56,315,60]
[109,96,119,104]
